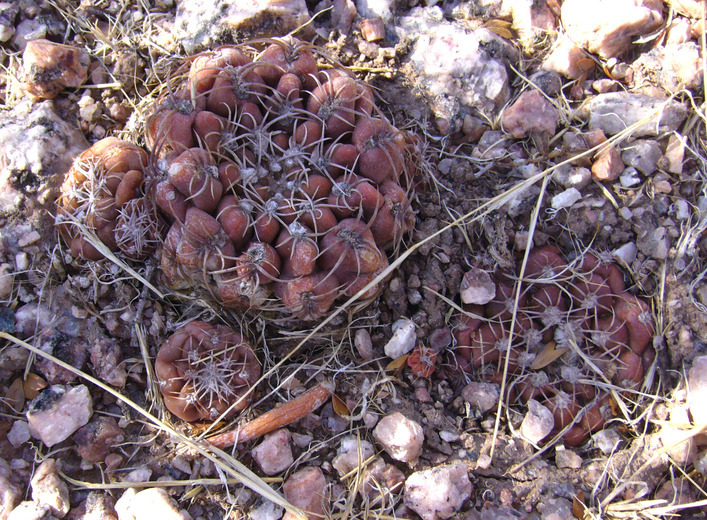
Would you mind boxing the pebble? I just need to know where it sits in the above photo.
[461,382,500,413]
[73,416,125,463]
[384,319,417,359]
[7,501,53,520]
[252,429,294,476]
[555,166,592,190]
[659,424,696,465]
[669,0,704,18]
[332,436,375,477]
[17,231,40,248]
[460,268,496,305]
[22,39,89,100]
[359,457,405,501]
[501,90,559,139]
[250,500,283,520]
[14,253,29,272]
[0,472,20,520]
[439,430,459,443]
[0,264,14,300]
[585,92,688,137]
[664,134,685,174]
[404,461,472,520]
[360,17,386,41]
[555,447,583,469]
[401,9,512,114]
[30,459,69,518]
[282,467,328,520]
[619,167,641,188]
[90,338,127,387]
[115,488,190,520]
[621,139,662,175]
[551,188,582,210]
[542,35,587,79]
[7,421,30,448]
[695,449,707,476]
[687,355,707,425]
[632,42,703,92]
[537,497,575,520]
[612,242,637,265]
[591,144,624,181]
[358,0,396,21]
[592,427,622,455]
[373,412,424,464]
[638,226,670,260]
[561,0,663,58]
[520,399,554,444]
[27,385,93,447]
[673,199,690,220]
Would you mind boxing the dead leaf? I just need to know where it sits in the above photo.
[530,341,569,370]
[6,378,24,413]
[332,393,350,417]
[23,373,47,400]
[482,19,515,40]
[386,354,409,374]
[572,491,586,519]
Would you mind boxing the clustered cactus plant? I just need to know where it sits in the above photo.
[452,245,655,446]
[148,37,417,320]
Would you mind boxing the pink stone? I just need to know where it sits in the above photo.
[542,35,588,80]
[252,429,294,476]
[404,461,472,520]
[22,39,89,100]
[373,412,424,464]
[361,18,386,42]
[591,144,625,181]
[561,0,663,59]
[501,90,559,139]
[282,467,328,520]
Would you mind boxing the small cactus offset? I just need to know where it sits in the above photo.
[147,37,418,320]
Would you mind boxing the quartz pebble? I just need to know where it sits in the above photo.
[619,167,641,188]
[90,338,127,387]
[591,143,624,182]
[360,18,385,41]
[30,459,69,519]
[282,467,328,520]
[252,429,294,476]
[354,329,373,359]
[551,188,582,210]
[373,412,424,464]
[592,427,622,455]
[7,421,30,448]
[501,90,559,139]
[632,43,703,92]
[7,501,53,520]
[0,472,20,520]
[249,500,283,520]
[687,355,707,425]
[332,436,375,477]
[561,0,663,59]
[520,399,554,444]
[542,35,587,79]
[0,264,13,300]
[460,268,496,305]
[461,382,500,413]
[22,39,89,100]
[384,319,417,359]
[664,134,685,174]
[612,242,637,265]
[27,385,93,447]
[115,488,190,520]
[404,461,472,520]
[555,166,592,190]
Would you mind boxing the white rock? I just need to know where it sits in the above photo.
[674,199,690,220]
[688,355,707,425]
[555,166,592,190]
[30,459,69,518]
[460,268,496,305]
[122,467,152,483]
[249,500,283,520]
[6,501,52,520]
[373,412,424,464]
[592,427,622,455]
[585,93,688,137]
[357,0,397,21]
[401,9,513,114]
[695,449,707,476]
[14,254,28,272]
[0,474,21,520]
[551,188,582,210]
[404,461,472,520]
[461,382,500,413]
[384,319,417,359]
[7,422,30,448]
[555,447,583,469]
[252,429,294,476]
[332,436,375,477]
[520,399,554,444]
[0,265,14,300]
[612,242,637,265]
[27,385,93,447]
[115,488,190,520]
[439,431,460,443]
[619,166,641,188]
[282,467,328,520]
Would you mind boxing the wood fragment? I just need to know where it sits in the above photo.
[207,381,334,449]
